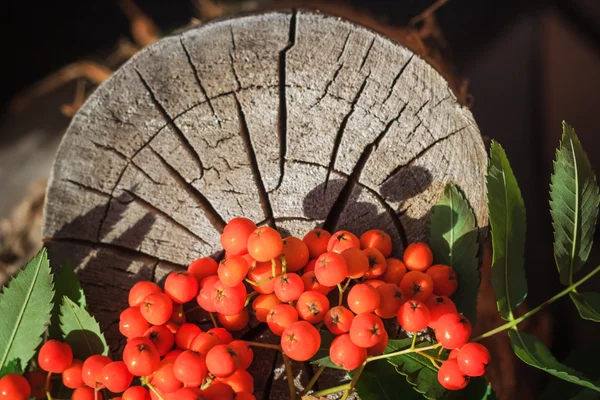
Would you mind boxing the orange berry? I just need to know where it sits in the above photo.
[347,284,380,314]
[267,304,299,336]
[281,237,310,272]
[314,252,348,286]
[340,247,369,279]
[247,227,283,262]
[303,228,332,259]
[327,230,360,254]
[218,256,250,287]
[374,283,405,318]
[382,258,407,285]
[399,271,434,302]
[251,293,282,322]
[247,258,282,294]
[301,271,334,295]
[427,264,458,297]
[218,308,250,331]
[363,247,387,278]
[359,229,392,257]
[220,218,257,256]
[281,321,321,361]
[403,242,433,272]
[187,257,219,284]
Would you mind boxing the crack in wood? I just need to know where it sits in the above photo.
[180,36,221,128]
[325,72,371,190]
[64,179,111,198]
[323,103,407,232]
[234,93,276,228]
[359,37,376,71]
[414,99,430,116]
[309,62,344,111]
[379,123,473,187]
[382,55,414,106]
[96,165,129,242]
[338,30,352,62]
[149,147,226,232]
[135,68,205,180]
[274,10,297,193]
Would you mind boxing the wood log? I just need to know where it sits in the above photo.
[42,11,487,398]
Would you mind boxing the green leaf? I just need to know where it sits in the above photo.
[354,360,421,400]
[570,292,600,322]
[509,330,600,392]
[487,141,528,321]
[0,248,54,372]
[454,378,495,400]
[59,297,108,358]
[550,122,600,286]
[50,262,87,339]
[541,343,600,400]
[429,183,480,325]
[0,359,22,378]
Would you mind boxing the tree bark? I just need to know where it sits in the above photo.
[42,11,487,398]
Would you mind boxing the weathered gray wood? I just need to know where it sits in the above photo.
[43,10,487,399]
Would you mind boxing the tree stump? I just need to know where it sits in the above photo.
[42,10,487,398]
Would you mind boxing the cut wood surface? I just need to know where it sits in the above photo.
[42,10,487,398]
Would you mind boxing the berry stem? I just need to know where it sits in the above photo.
[244,291,259,306]
[473,264,600,342]
[342,278,352,292]
[418,351,441,368]
[142,377,166,400]
[366,342,442,363]
[245,341,282,351]
[282,353,297,400]
[45,372,52,400]
[94,387,100,400]
[341,362,366,400]
[245,274,280,287]
[281,254,288,274]
[271,258,277,277]
[200,375,214,390]
[410,333,418,350]
[311,383,351,397]
[209,312,218,328]
[337,283,344,306]
[301,365,325,395]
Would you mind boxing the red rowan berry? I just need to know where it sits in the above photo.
[382,258,407,285]
[425,296,457,330]
[150,359,181,394]
[206,345,240,378]
[164,272,199,304]
[0,374,30,400]
[363,247,387,279]
[202,382,234,400]
[327,230,360,254]
[173,350,207,387]
[375,283,404,319]
[397,300,431,332]
[314,252,348,286]
[427,264,458,297]
[122,337,160,376]
[221,217,257,255]
[144,325,175,356]
[364,279,385,288]
[324,306,354,335]
[100,361,133,393]
[304,259,316,273]
[217,369,254,393]
[218,308,250,331]
[172,388,203,400]
[438,359,469,390]
[251,293,282,322]
[247,226,283,262]
[359,229,393,257]
[457,343,491,377]
[197,276,219,312]
[330,333,367,370]
[72,386,103,400]
[120,307,151,339]
[25,370,46,400]
[122,386,150,400]
[301,271,333,295]
[435,313,472,349]
[281,321,321,361]
[448,348,459,360]
[140,292,173,325]
[38,340,73,373]
[218,255,250,287]
[229,341,253,370]
[129,281,162,307]
[347,283,380,314]
[296,290,330,323]
[61,359,84,389]
[399,271,434,302]
[403,242,433,272]
[274,273,304,302]
[246,259,282,294]
[208,327,233,344]
[303,228,331,259]
[190,332,220,355]
[367,329,389,356]
[282,236,310,272]
[81,354,111,388]
[267,304,299,335]
[349,313,385,348]
[175,323,201,349]
[188,257,219,284]
[211,280,247,316]
[340,247,369,279]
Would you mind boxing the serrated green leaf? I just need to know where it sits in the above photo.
[354,360,421,400]
[550,122,600,286]
[509,330,600,392]
[59,297,108,358]
[541,343,600,400]
[429,184,480,326]
[487,141,528,321]
[570,292,600,322]
[0,359,22,378]
[50,262,86,339]
[0,248,54,372]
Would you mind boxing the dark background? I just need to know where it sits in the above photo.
[2,0,600,387]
